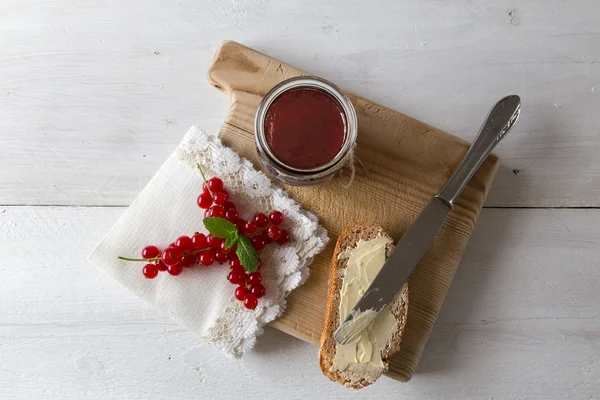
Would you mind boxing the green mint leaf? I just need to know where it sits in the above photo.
[224,231,238,249]
[203,217,237,239]
[236,235,258,272]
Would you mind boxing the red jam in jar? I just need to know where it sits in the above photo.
[263,88,347,170]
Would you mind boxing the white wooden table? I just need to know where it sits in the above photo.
[2,1,599,398]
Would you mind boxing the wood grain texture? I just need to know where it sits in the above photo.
[1,0,600,207]
[1,207,599,399]
[208,41,498,381]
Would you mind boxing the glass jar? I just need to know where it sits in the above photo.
[254,76,358,186]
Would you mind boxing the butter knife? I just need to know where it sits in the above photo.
[333,95,521,345]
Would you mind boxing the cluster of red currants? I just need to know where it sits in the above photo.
[138,232,237,279]
[126,176,290,310]
[228,257,264,310]
[197,178,290,248]
[197,177,289,309]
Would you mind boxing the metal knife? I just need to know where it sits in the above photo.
[333,95,521,345]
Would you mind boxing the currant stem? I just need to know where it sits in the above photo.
[118,255,162,262]
[118,247,212,263]
[196,163,213,197]
[186,247,212,255]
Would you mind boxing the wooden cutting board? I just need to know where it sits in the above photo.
[207,41,499,381]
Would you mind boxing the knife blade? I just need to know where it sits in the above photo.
[333,95,521,345]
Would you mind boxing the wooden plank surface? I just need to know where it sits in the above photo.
[1,0,600,207]
[2,0,600,398]
[1,206,599,399]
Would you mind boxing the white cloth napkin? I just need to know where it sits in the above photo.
[88,127,328,357]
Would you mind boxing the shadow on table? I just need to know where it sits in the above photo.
[415,207,514,375]
[252,326,308,356]
[416,163,526,376]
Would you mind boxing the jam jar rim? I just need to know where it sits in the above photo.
[255,76,358,175]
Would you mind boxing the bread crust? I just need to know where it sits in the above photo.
[318,222,409,389]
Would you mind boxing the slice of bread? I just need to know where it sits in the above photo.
[319,222,409,389]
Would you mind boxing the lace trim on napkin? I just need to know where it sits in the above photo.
[177,127,328,358]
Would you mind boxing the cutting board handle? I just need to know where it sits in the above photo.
[207,41,307,98]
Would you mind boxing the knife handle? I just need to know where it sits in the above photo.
[437,95,521,206]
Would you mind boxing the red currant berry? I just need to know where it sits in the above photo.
[191,233,207,249]
[214,250,229,263]
[249,283,265,298]
[266,225,282,241]
[244,220,258,234]
[167,263,183,276]
[175,236,193,252]
[229,257,243,272]
[199,251,215,266]
[223,201,236,211]
[162,247,181,266]
[269,211,284,225]
[261,232,274,245]
[234,285,247,301]
[247,272,262,285]
[225,209,239,223]
[213,191,228,205]
[276,229,290,245]
[207,205,225,218]
[155,259,168,271]
[244,293,259,310]
[251,235,266,251]
[227,270,245,285]
[141,245,160,259]
[197,192,213,209]
[254,213,268,228]
[181,254,196,267]
[207,177,224,193]
[220,241,235,254]
[231,264,244,274]
[207,235,223,250]
[235,218,246,234]
[143,263,159,279]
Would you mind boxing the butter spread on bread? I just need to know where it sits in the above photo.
[318,222,409,389]
[331,236,397,383]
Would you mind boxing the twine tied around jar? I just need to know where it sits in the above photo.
[338,145,366,188]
